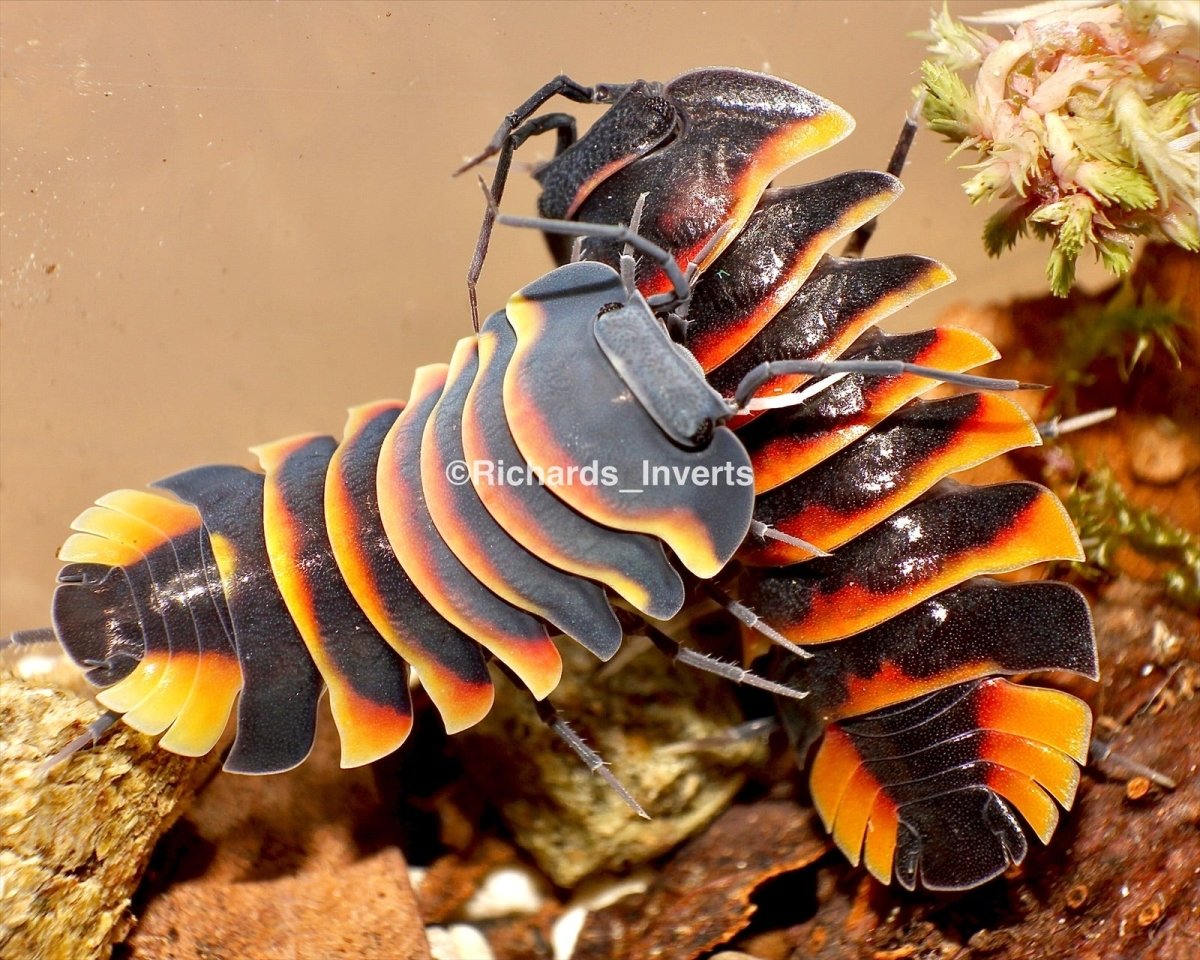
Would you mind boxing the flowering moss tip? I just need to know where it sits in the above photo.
[920,1,1200,294]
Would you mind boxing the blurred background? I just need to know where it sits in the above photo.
[1,0,1094,632]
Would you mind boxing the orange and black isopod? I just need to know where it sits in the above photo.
[27,68,1096,893]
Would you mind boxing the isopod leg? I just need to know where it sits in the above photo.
[496,664,650,820]
[634,617,809,700]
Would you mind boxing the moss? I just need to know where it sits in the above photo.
[1066,466,1200,610]
[1053,280,1186,400]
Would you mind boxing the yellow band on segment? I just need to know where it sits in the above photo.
[96,651,169,712]
[207,532,239,589]
[95,488,203,539]
[121,652,200,736]
[255,434,414,766]
[70,505,171,555]
[158,652,243,756]
[58,532,141,568]
[68,501,209,734]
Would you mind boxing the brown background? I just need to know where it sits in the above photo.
[1,0,1102,633]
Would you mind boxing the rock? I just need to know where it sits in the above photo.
[124,709,430,960]
[451,638,766,888]
[1126,416,1197,486]
[0,678,214,960]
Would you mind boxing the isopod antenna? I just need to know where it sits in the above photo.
[841,92,925,259]
[730,358,1043,414]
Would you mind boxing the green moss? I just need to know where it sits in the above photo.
[1066,467,1200,611]
[1054,280,1186,394]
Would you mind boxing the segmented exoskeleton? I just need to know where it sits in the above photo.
[42,68,1096,894]
[467,68,1099,891]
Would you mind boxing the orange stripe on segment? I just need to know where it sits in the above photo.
[830,765,881,866]
[96,650,170,713]
[840,660,1005,722]
[511,379,723,576]
[862,793,900,884]
[785,488,1084,646]
[463,330,654,613]
[120,651,201,736]
[975,679,1093,764]
[992,488,1084,563]
[809,725,861,831]
[717,109,855,262]
[760,395,1041,559]
[326,407,409,641]
[326,401,495,735]
[697,109,858,291]
[379,364,561,698]
[331,689,415,769]
[97,487,235,744]
[640,108,855,299]
[980,731,1081,809]
[345,399,404,426]
[68,503,208,733]
[564,155,644,221]
[750,327,1000,493]
[421,340,539,613]
[504,298,726,578]
[94,488,202,540]
[158,651,243,757]
[691,189,901,372]
[717,259,954,388]
[326,413,405,625]
[254,434,415,766]
[987,765,1060,844]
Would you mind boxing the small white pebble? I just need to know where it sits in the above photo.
[424,923,494,960]
[461,864,548,921]
[551,870,655,960]
[552,905,587,960]
[13,653,60,681]
[573,868,654,911]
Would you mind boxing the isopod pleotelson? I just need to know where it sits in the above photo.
[38,68,1096,893]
